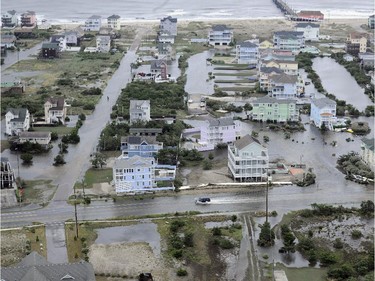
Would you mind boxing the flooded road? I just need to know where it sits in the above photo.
[312,57,373,111]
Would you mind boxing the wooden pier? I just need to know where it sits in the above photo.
[272,0,323,22]
[272,0,297,17]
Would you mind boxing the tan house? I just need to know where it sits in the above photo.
[19,131,52,146]
[347,32,367,54]
[261,60,298,75]
[259,40,273,49]
[44,97,68,124]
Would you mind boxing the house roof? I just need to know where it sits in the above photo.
[42,42,59,49]
[129,128,163,134]
[130,100,150,111]
[6,108,28,122]
[5,10,17,16]
[253,96,296,105]
[150,59,167,70]
[274,31,304,39]
[297,10,324,17]
[273,60,298,65]
[269,73,298,84]
[1,251,95,281]
[108,14,120,20]
[45,97,65,110]
[121,135,161,145]
[161,16,177,23]
[97,35,111,44]
[19,131,51,138]
[350,32,367,39]
[295,23,320,28]
[234,134,262,150]
[114,155,154,169]
[22,11,36,16]
[208,117,235,127]
[237,41,258,48]
[1,34,16,43]
[362,138,374,152]
[260,67,284,74]
[211,24,231,31]
[88,15,101,19]
[50,35,65,43]
[311,97,336,108]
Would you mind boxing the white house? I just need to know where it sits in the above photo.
[44,97,68,125]
[273,31,305,53]
[268,73,298,99]
[160,16,177,36]
[208,25,233,46]
[5,108,30,136]
[228,134,269,182]
[84,15,101,31]
[129,100,151,123]
[107,14,121,30]
[310,97,337,130]
[96,35,111,52]
[295,23,320,41]
[360,138,374,171]
[236,41,259,65]
[200,118,241,146]
[1,10,18,28]
[1,34,17,48]
[157,31,175,44]
[19,131,51,146]
[260,60,299,75]
[113,155,156,193]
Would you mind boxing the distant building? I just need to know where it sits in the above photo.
[19,131,52,146]
[129,128,163,137]
[360,138,374,171]
[5,108,30,136]
[38,19,51,30]
[235,41,259,64]
[260,60,298,75]
[20,11,37,28]
[96,35,111,52]
[157,31,175,44]
[1,10,18,28]
[120,136,163,158]
[150,60,168,74]
[200,117,241,146]
[208,25,233,46]
[1,251,96,281]
[368,15,375,29]
[268,73,298,99]
[107,14,121,30]
[41,42,60,58]
[250,96,299,122]
[129,100,151,123]
[295,22,320,41]
[84,15,101,31]
[343,53,354,62]
[113,155,156,193]
[1,81,25,96]
[346,32,367,56]
[1,34,16,48]
[273,31,304,53]
[157,42,175,60]
[44,97,68,124]
[310,97,337,130]
[160,16,177,36]
[228,135,269,182]
[296,10,324,21]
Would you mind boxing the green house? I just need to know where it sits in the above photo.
[250,96,299,122]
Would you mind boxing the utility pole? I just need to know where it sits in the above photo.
[82,179,86,200]
[266,171,269,223]
[74,202,79,238]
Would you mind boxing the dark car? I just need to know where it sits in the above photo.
[195,197,211,204]
[139,273,153,281]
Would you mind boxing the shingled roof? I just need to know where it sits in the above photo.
[6,108,28,122]
[233,134,262,150]
[208,117,235,127]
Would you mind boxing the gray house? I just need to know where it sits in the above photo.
[1,251,96,281]
[160,16,177,36]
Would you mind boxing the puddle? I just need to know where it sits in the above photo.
[94,223,161,256]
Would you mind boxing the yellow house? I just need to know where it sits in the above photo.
[347,32,367,53]
[262,60,299,75]
[259,40,273,49]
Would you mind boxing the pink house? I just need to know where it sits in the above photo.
[200,118,241,146]
[21,11,37,28]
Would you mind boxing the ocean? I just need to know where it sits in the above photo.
[1,0,374,24]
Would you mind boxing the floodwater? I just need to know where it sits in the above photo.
[312,57,373,111]
[94,223,161,256]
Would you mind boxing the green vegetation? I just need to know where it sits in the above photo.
[279,224,296,253]
[90,152,107,169]
[257,221,275,247]
[53,154,66,166]
[20,153,33,165]
[19,179,55,204]
[75,168,113,189]
[337,151,374,179]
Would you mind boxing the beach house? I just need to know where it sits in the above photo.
[228,135,269,182]
[250,96,299,122]
[160,16,177,36]
[295,23,320,41]
[268,73,298,99]
[5,108,30,136]
[1,35,16,48]
[41,43,60,58]
[235,41,259,64]
[107,14,121,30]
[129,100,151,123]
[44,97,68,124]
[310,97,337,130]
[19,131,52,146]
[208,25,233,46]
[120,136,163,158]
[260,60,299,75]
[200,118,241,146]
[346,32,367,56]
[96,35,111,52]
[20,11,36,28]
[84,15,101,31]
[369,15,375,29]
[273,31,304,53]
[1,10,18,28]
[259,67,284,92]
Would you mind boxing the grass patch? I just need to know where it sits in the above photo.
[75,168,113,189]
[214,79,253,83]
[32,126,75,135]
[1,140,10,152]
[277,263,328,281]
[217,86,254,91]
[213,72,255,76]
[22,180,55,204]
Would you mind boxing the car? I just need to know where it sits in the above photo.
[195,197,211,204]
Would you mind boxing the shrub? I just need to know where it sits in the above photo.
[319,251,338,266]
[351,230,362,239]
[176,268,188,276]
[184,232,194,247]
[51,132,58,141]
[212,227,222,236]
[202,159,212,170]
[231,215,237,222]
[219,238,235,249]
[78,113,86,121]
[172,249,183,259]
[333,238,344,249]
[21,153,33,165]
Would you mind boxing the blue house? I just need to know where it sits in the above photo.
[235,41,258,64]
[310,97,337,130]
[268,73,298,99]
[120,136,163,158]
